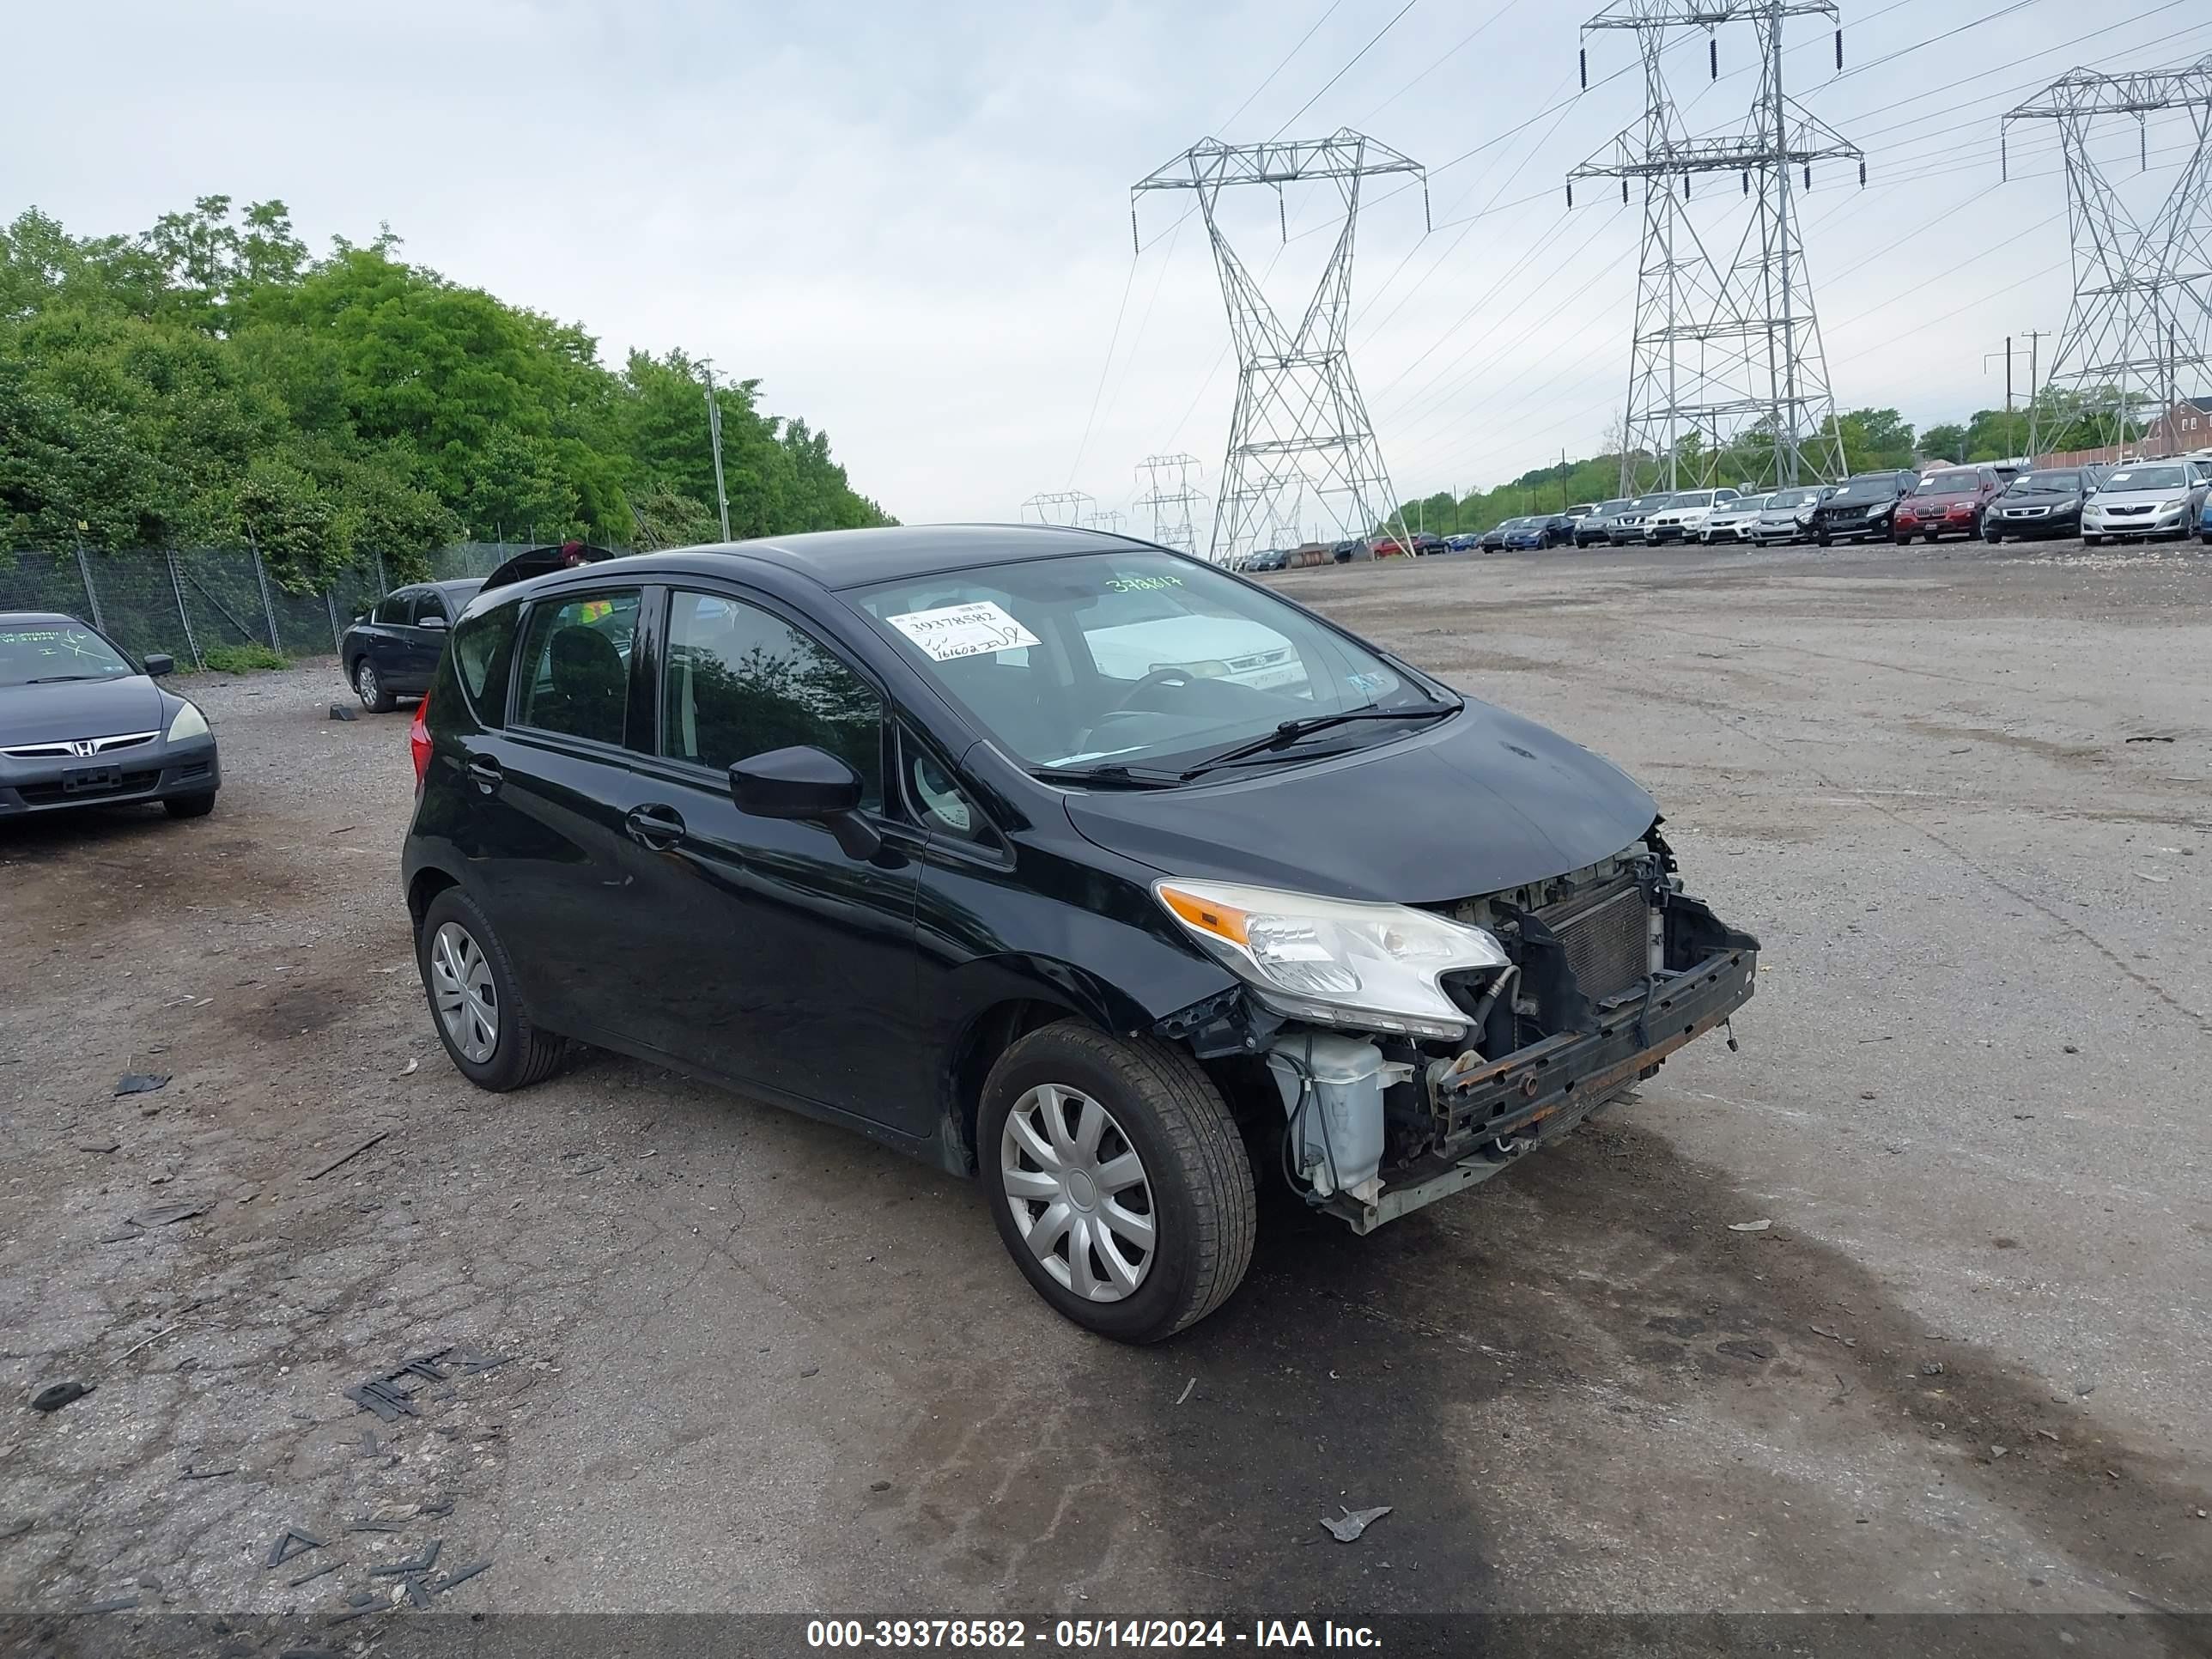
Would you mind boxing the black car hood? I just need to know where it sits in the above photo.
[0,676,167,746]
[1062,700,1659,905]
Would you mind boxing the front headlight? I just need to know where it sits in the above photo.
[166,699,210,742]
[2160,499,2188,514]
[1154,878,1507,1040]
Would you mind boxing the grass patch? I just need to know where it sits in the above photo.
[199,642,289,673]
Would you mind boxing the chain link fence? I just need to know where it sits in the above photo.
[0,542,616,671]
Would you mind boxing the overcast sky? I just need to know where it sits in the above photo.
[10,0,2210,532]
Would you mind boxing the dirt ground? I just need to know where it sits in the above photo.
[3,537,2209,1642]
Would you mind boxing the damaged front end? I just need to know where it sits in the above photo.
[1152,825,1759,1234]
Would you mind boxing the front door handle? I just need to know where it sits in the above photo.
[625,803,686,850]
[465,756,503,795]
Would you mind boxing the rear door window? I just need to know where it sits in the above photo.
[514,590,642,747]
[374,591,412,624]
[660,589,884,809]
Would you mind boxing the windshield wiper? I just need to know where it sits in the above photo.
[1177,699,1459,781]
[1031,763,1185,790]
[24,674,112,684]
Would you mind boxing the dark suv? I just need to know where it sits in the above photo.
[1807,471,1919,545]
[401,526,1757,1341]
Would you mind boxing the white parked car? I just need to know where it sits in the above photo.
[1088,611,1311,692]
[1643,489,1741,545]
[1700,494,1772,544]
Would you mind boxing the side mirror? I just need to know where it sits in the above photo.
[729,745,881,860]
[142,653,175,678]
[419,614,447,631]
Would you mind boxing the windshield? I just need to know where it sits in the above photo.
[1765,489,1821,509]
[849,550,1438,773]
[2008,471,2077,495]
[1832,475,1902,504]
[2099,464,2189,491]
[1626,495,1668,511]
[0,621,136,688]
[1664,491,1716,508]
[1917,471,1979,495]
[1596,500,1629,514]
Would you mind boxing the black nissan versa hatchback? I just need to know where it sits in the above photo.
[401,526,1758,1341]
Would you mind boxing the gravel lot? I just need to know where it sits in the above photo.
[3,537,2208,1637]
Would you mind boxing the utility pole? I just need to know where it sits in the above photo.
[1984,337,2014,458]
[2003,56,2212,459]
[1570,0,1862,494]
[1133,132,1430,565]
[2022,328,2047,458]
[1019,491,1096,528]
[702,362,732,543]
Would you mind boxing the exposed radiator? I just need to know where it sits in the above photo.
[1538,877,1651,1004]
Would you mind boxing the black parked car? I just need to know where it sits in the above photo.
[1807,471,1919,545]
[1982,467,2098,543]
[1575,500,1632,547]
[342,580,484,712]
[0,612,218,820]
[401,526,1758,1341]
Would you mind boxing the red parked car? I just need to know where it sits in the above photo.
[1893,465,2013,544]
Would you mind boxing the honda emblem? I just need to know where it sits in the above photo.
[68,739,97,758]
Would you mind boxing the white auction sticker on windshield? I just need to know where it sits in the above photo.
[885,601,1041,662]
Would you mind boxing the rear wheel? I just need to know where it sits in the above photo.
[354,658,397,714]
[980,1022,1255,1343]
[416,888,565,1091]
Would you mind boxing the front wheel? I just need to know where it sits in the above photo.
[354,658,397,714]
[416,888,566,1091]
[981,1023,1255,1343]
[2084,534,2104,547]
[164,793,216,820]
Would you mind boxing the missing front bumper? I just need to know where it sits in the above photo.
[1315,905,1758,1235]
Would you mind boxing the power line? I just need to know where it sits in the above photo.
[1218,0,1349,134]
[1268,0,1423,138]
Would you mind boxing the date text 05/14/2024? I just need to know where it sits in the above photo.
[805,1620,1382,1649]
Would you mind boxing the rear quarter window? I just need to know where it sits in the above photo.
[452,602,523,727]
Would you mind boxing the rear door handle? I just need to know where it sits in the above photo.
[465,757,503,795]
[625,804,686,850]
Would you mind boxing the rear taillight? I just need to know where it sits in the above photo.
[410,685,434,791]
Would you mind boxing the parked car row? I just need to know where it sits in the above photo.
[1195,454,2212,575]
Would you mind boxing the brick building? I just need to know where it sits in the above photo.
[2033,395,2212,469]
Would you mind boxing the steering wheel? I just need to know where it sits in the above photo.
[1100,666,1198,718]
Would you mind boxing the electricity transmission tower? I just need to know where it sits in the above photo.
[1019,490,1096,527]
[1133,132,1427,565]
[1083,508,1128,535]
[2002,55,2212,459]
[1134,453,1205,555]
[1570,0,1860,494]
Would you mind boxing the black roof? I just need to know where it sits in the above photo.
[2,611,86,627]
[622,523,1168,592]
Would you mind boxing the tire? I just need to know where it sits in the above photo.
[1985,530,2002,544]
[416,888,566,1091]
[163,793,216,820]
[2084,534,2103,548]
[354,657,397,714]
[1923,532,1938,544]
[979,1021,1255,1344]
[1814,532,1831,548]
[1893,534,1911,546]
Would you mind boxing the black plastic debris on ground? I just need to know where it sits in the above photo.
[342,1343,516,1424]
[131,1200,211,1229]
[114,1073,170,1097]
[264,1525,326,1567]
[30,1381,93,1413]
[343,1380,418,1423]
[329,702,358,721]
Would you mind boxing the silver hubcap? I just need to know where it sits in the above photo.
[429,921,498,1064]
[357,663,379,703]
[1000,1084,1156,1303]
